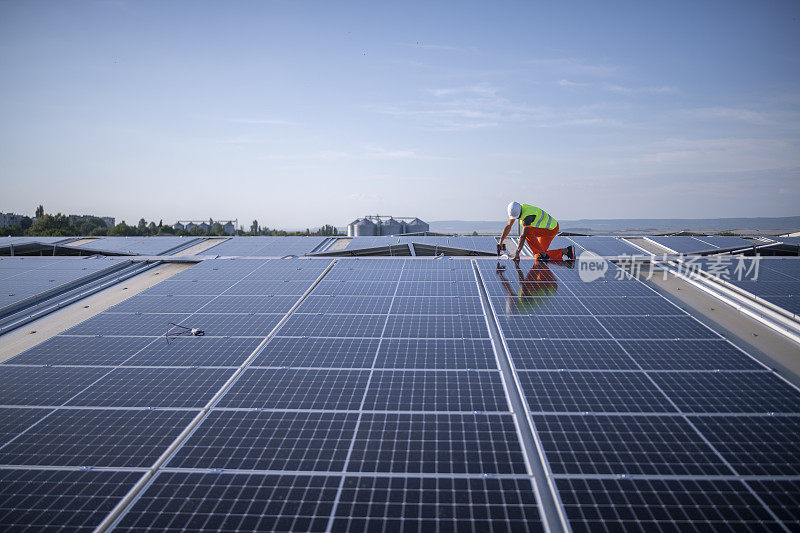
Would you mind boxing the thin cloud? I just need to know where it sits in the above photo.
[688,107,773,125]
[557,80,680,95]
[399,42,474,52]
[229,118,300,126]
[431,84,499,97]
[527,57,620,77]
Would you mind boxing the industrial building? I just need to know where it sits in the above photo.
[174,220,237,235]
[347,216,429,236]
[0,233,798,531]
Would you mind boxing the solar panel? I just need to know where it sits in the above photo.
[167,411,359,471]
[505,339,638,370]
[113,472,339,532]
[121,337,263,366]
[278,314,387,337]
[332,477,544,532]
[688,415,800,475]
[518,371,677,413]
[362,370,508,411]
[216,368,369,409]
[533,414,731,475]
[65,367,233,408]
[595,316,720,340]
[556,478,780,532]
[568,236,643,256]
[0,366,112,406]
[390,296,483,314]
[252,337,380,368]
[63,312,285,337]
[346,413,526,474]
[295,295,393,314]
[382,314,489,338]
[0,408,53,444]
[0,469,144,532]
[394,281,478,297]
[374,339,497,369]
[748,480,800,526]
[620,340,764,370]
[497,315,612,339]
[7,336,156,366]
[0,408,196,467]
[650,371,800,413]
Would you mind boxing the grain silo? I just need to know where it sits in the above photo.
[404,217,429,234]
[352,218,378,236]
[380,217,403,236]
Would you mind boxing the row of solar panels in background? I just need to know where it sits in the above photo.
[0,256,129,311]
[344,235,499,253]
[72,236,199,256]
[691,256,800,315]
[202,236,328,256]
[1,257,799,530]
[647,235,759,254]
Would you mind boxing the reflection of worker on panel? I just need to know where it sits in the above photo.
[498,202,575,262]
[495,260,559,315]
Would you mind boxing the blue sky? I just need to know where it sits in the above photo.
[1,0,798,229]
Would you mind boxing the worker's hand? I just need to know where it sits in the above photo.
[496,262,506,272]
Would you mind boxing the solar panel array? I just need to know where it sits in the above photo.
[567,236,644,257]
[0,256,128,311]
[73,236,197,256]
[691,256,800,315]
[648,235,755,254]
[1,255,798,531]
[205,236,328,257]
[345,235,498,253]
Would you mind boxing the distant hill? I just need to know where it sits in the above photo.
[430,216,800,234]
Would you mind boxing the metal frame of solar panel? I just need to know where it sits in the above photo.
[1,253,799,531]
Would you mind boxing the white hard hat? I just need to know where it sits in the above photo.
[507,201,521,219]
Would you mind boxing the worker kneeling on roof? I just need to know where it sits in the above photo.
[499,202,575,262]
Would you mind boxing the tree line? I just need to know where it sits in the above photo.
[2,206,340,238]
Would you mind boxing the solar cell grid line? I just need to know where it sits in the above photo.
[394,281,479,297]
[594,315,723,340]
[295,295,394,314]
[490,296,588,316]
[278,313,388,338]
[687,415,800,476]
[165,411,359,471]
[345,413,527,474]
[0,408,55,447]
[0,469,145,533]
[120,337,264,367]
[331,476,544,532]
[496,315,612,340]
[531,414,733,476]
[554,478,783,532]
[0,366,114,406]
[0,408,198,468]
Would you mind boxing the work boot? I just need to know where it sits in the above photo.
[565,246,575,261]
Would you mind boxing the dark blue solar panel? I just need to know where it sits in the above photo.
[296,295,393,314]
[225,280,315,295]
[533,414,731,475]
[143,280,237,296]
[7,336,155,365]
[518,371,676,413]
[689,415,800,476]
[391,296,484,314]
[346,413,526,474]
[202,294,300,313]
[748,480,800,527]
[252,337,380,368]
[362,370,508,411]
[497,315,612,339]
[114,472,339,532]
[374,339,497,369]
[0,469,144,532]
[506,339,638,370]
[382,315,488,338]
[168,411,359,471]
[399,269,476,282]
[0,408,52,445]
[333,477,544,532]
[579,296,684,316]
[596,316,720,340]
[569,236,642,256]
[121,337,262,366]
[65,367,233,408]
[0,408,196,467]
[491,296,585,315]
[216,368,369,409]
[556,478,780,532]
[620,340,764,370]
[562,280,658,297]
[394,281,478,297]
[278,314,386,337]
[313,280,398,296]
[650,372,800,413]
[109,295,214,313]
[0,367,111,406]
[64,313,284,337]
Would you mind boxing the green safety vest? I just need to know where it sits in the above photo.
[518,204,558,230]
